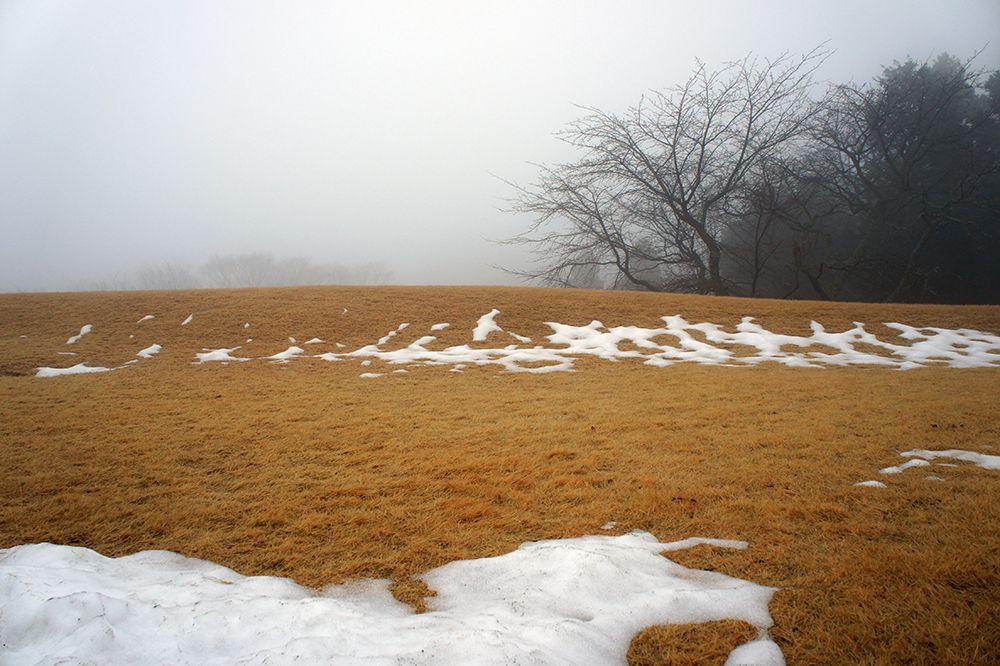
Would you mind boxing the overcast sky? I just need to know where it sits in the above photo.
[1,0,997,292]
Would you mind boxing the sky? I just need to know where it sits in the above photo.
[1,0,998,292]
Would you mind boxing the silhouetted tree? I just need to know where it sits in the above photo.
[506,50,828,295]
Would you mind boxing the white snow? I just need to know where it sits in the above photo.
[901,449,1000,470]
[472,308,502,341]
[853,480,887,488]
[289,336,296,344]
[359,372,384,378]
[0,532,780,665]
[244,322,251,329]
[335,342,346,348]
[181,314,194,326]
[136,344,162,359]
[36,363,111,378]
[268,346,304,363]
[430,322,450,331]
[304,337,324,345]
[194,347,249,363]
[926,475,944,481]
[600,521,617,530]
[56,351,77,356]
[509,331,532,343]
[65,324,92,345]
[136,314,155,323]
[361,359,372,366]
[879,459,932,475]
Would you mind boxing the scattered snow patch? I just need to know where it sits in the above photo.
[430,322,450,331]
[879,459,931,475]
[472,309,502,341]
[181,314,193,326]
[57,351,77,356]
[268,346,304,363]
[136,344,161,359]
[601,521,617,530]
[195,347,249,363]
[136,315,154,323]
[901,449,1000,470]
[65,324,92,345]
[0,532,779,665]
[359,372,383,378]
[304,337,324,345]
[36,363,111,378]
[853,480,887,488]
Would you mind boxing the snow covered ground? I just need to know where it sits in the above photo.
[855,448,1000,487]
[34,309,1000,377]
[0,532,781,665]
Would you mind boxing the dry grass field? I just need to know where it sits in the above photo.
[2,285,999,664]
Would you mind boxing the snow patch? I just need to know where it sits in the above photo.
[304,337,324,345]
[181,314,193,326]
[136,344,162,359]
[879,459,931,475]
[36,363,111,378]
[430,322,450,331]
[472,309,502,341]
[195,347,249,363]
[359,372,383,378]
[136,314,155,323]
[65,324,92,345]
[901,449,1000,470]
[853,480,887,488]
[0,532,779,665]
[268,346,304,363]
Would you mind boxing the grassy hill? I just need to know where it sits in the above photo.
[2,285,999,663]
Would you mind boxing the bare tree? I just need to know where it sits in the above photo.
[506,49,828,295]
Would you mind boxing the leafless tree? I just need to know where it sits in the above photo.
[506,49,828,295]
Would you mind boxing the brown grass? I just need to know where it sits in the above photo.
[2,286,999,664]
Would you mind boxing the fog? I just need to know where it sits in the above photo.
[1,0,997,292]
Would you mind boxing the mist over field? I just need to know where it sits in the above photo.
[1,0,998,293]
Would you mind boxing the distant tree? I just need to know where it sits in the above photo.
[136,263,201,290]
[199,253,393,288]
[506,49,828,295]
[801,53,1000,302]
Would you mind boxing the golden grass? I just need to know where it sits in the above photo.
[2,286,999,664]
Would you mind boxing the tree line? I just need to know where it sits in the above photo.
[91,253,393,291]
[507,49,1000,303]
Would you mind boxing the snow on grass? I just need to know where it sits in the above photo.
[0,532,780,665]
[136,314,155,323]
[472,309,502,341]
[136,344,162,359]
[854,480,887,488]
[901,449,1000,470]
[268,346,304,363]
[57,351,77,356]
[879,459,932,475]
[194,347,249,363]
[65,324,92,345]
[304,337,324,345]
[430,322,450,331]
[181,314,193,326]
[36,363,112,378]
[359,372,384,378]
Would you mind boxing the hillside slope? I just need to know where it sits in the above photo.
[2,286,999,663]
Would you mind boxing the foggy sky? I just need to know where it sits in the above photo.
[1,0,998,292]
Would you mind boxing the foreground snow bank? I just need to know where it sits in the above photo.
[35,363,111,378]
[0,532,781,665]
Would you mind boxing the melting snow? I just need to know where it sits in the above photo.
[901,449,1000,470]
[65,324,92,345]
[430,322,450,331]
[57,351,77,356]
[268,346,304,363]
[0,532,780,665]
[136,315,155,323]
[36,363,111,378]
[879,459,931,475]
[136,344,162,359]
[304,337,324,345]
[195,347,249,363]
[853,480,887,488]
[359,372,384,378]
[181,314,193,326]
[472,309,502,341]
[601,521,617,530]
